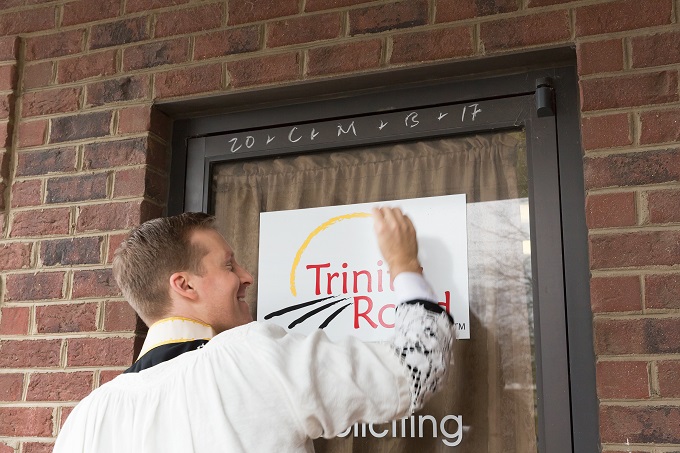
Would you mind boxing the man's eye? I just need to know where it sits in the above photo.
[225,262,233,269]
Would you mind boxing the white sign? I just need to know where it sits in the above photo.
[257,195,470,341]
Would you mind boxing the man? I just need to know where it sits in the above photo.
[54,208,454,452]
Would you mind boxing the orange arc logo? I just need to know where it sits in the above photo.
[289,212,372,296]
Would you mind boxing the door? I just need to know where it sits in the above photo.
[171,66,597,452]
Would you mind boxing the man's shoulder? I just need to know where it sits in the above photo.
[212,321,288,342]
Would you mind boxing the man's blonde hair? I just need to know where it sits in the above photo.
[112,212,216,324]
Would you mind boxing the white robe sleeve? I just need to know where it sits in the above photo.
[244,323,411,439]
[392,272,455,413]
[245,272,454,439]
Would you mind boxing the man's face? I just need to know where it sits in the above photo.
[189,228,253,333]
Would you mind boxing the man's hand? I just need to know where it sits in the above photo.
[372,207,422,281]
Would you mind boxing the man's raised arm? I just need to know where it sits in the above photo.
[373,207,455,413]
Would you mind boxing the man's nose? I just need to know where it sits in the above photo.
[238,266,253,286]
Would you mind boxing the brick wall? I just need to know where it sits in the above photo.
[0,0,678,451]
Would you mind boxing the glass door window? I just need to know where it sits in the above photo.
[211,130,537,452]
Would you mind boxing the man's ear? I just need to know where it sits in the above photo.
[169,272,198,301]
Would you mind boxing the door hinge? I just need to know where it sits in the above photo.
[535,77,555,118]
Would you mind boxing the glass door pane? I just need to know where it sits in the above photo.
[211,129,537,452]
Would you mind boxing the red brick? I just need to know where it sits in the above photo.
[584,149,680,189]
[36,303,98,334]
[112,167,144,198]
[90,16,149,50]
[122,38,190,71]
[62,0,122,26]
[59,406,75,428]
[646,274,680,310]
[155,63,223,97]
[27,372,93,401]
[480,11,571,52]
[640,109,680,145]
[21,87,80,118]
[307,41,380,76]
[0,36,18,61]
[125,0,190,13]
[50,111,112,144]
[657,361,680,397]
[0,93,13,120]
[591,266,632,311]
[0,121,8,148]
[5,271,65,302]
[72,268,120,298]
[581,71,678,111]
[0,242,31,270]
[10,208,70,238]
[67,337,134,367]
[86,75,150,107]
[25,29,85,60]
[0,374,23,401]
[117,105,172,138]
[57,50,117,84]
[575,0,673,37]
[0,443,11,453]
[228,53,299,87]
[194,26,261,60]
[527,0,579,5]
[581,113,631,151]
[99,369,123,384]
[107,233,127,263]
[0,7,56,35]
[349,0,428,35]
[596,361,649,399]
[306,0,372,11]
[16,147,76,176]
[17,119,48,148]
[104,300,138,331]
[585,192,636,229]
[40,236,102,266]
[267,13,341,48]
[22,443,53,453]
[647,189,680,224]
[576,39,624,76]
[435,0,518,22]
[632,30,680,68]
[0,339,61,367]
[0,408,53,437]
[23,61,53,90]
[0,307,30,335]
[46,173,108,204]
[228,0,298,25]
[0,0,25,8]
[83,137,165,170]
[155,3,223,38]
[0,64,16,91]
[594,317,680,355]
[119,168,165,202]
[391,27,473,64]
[590,231,680,269]
[77,200,162,233]
[11,179,42,208]
[600,405,680,444]
[0,148,8,176]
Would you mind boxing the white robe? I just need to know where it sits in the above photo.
[54,273,453,453]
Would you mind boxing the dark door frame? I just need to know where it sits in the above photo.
[164,51,598,452]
